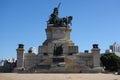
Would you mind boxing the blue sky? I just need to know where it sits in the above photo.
[0,0,120,59]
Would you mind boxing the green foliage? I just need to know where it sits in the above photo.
[100,53,120,71]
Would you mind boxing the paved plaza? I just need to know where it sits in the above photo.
[0,73,119,80]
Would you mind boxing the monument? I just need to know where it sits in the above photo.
[38,3,78,57]
[16,4,102,73]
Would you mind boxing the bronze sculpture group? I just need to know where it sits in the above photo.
[53,44,63,56]
[47,3,73,27]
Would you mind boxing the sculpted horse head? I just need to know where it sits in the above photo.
[63,16,73,26]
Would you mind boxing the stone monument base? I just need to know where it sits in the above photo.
[15,55,103,73]
[53,56,65,63]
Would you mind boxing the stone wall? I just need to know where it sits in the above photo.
[24,53,39,69]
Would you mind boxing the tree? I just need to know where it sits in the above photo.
[100,53,120,71]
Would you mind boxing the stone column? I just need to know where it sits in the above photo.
[16,44,25,68]
[91,44,101,67]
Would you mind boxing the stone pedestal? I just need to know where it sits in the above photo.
[38,26,78,56]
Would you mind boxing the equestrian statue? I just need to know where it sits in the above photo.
[48,3,73,27]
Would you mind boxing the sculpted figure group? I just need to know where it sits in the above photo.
[53,44,63,56]
[48,4,73,27]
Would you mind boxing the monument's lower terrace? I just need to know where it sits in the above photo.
[16,44,102,73]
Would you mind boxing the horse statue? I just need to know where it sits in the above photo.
[63,16,73,26]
